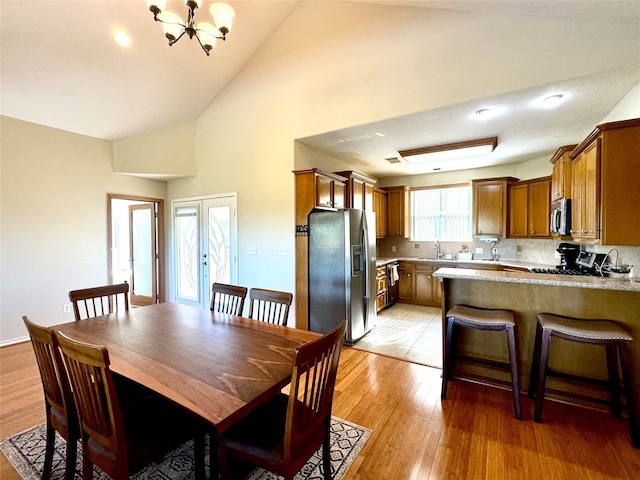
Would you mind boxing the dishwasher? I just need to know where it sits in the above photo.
[386,261,399,306]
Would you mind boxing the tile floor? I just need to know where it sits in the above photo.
[352,303,443,369]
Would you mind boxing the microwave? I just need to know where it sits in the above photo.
[550,198,571,235]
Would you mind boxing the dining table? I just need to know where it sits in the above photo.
[54,301,322,433]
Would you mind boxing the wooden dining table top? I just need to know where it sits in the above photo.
[54,302,321,431]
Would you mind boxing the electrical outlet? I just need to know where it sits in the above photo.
[63,304,71,314]
[475,247,484,255]
[414,243,420,249]
[245,246,257,255]
[391,245,397,252]
[517,245,523,252]
[275,247,287,256]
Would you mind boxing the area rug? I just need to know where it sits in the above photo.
[1,417,369,480]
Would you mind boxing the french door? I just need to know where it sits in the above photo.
[129,204,157,305]
[173,194,238,309]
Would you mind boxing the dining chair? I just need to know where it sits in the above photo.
[218,320,347,480]
[68,283,129,321]
[248,288,293,326]
[210,282,247,315]
[54,330,206,480]
[23,316,79,480]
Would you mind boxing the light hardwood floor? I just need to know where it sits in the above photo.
[2,340,639,479]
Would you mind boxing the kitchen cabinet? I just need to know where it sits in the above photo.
[376,266,387,312]
[294,168,346,211]
[472,177,518,238]
[384,186,410,238]
[508,177,551,238]
[570,141,599,240]
[334,170,376,211]
[550,145,576,201]
[373,188,388,238]
[569,117,640,245]
[398,261,441,307]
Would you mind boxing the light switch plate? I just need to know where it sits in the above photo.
[275,247,287,256]
[245,246,257,255]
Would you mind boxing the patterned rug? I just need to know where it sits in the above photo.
[1,417,369,480]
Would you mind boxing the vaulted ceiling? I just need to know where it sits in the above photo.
[2,1,639,176]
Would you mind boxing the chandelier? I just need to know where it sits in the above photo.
[146,0,235,56]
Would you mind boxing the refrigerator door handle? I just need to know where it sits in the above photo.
[362,215,370,300]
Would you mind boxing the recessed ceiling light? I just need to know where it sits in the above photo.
[542,94,564,107]
[113,30,132,47]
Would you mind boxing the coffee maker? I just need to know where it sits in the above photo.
[556,242,581,270]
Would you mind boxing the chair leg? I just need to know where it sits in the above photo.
[209,430,219,480]
[323,418,332,480]
[505,325,521,420]
[528,322,543,398]
[219,442,232,480]
[533,328,552,423]
[606,344,622,418]
[194,432,206,480]
[619,344,640,449]
[82,445,94,480]
[42,422,55,480]
[441,317,455,399]
[64,435,78,480]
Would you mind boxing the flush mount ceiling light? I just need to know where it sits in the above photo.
[146,0,235,56]
[398,137,498,164]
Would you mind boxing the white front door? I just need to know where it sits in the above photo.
[173,194,238,309]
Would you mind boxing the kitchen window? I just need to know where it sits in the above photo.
[410,184,471,241]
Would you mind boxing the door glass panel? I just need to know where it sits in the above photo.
[173,196,237,309]
[175,205,200,302]
[131,208,153,296]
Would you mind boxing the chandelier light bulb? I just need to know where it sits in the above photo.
[197,22,218,50]
[210,3,235,33]
[158,11,185,41]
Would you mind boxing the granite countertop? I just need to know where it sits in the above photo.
[433,267,640,293]
[376,257,552,270]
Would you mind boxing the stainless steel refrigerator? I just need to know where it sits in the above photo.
[308,208,376,345]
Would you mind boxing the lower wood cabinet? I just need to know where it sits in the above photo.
[398,261,441,307]
[376,266,388,312]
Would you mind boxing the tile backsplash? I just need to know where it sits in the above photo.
[376,237,640,269]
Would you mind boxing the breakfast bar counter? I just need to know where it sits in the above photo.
[433,267,640,444]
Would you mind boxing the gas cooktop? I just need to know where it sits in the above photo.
[531,268,605,277]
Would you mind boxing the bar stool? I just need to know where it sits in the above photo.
[528,313,637,448]
[441,305,521,420]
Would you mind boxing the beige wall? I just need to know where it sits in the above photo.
[113,121,197,179]
[0,116,166,343]
[161,2,638,317]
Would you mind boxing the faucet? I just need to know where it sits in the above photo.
[434,240,442,259]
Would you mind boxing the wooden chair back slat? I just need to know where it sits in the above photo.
[54,331,125,462]
[285,321,346,463]
[211,283,247,316]
[248,288,293,326]
[23,316,79,480]
[69,283,129,321]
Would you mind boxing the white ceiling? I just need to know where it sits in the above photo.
[2,1,639,177]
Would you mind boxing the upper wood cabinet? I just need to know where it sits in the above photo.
[384,186,410,238]
[569,118,640,246]
[508,177,551,238]
[334,170,376,211]
[550,145,577,201]
[294,168,346,214]
[373,188,388,238]
[472,177,518,238]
